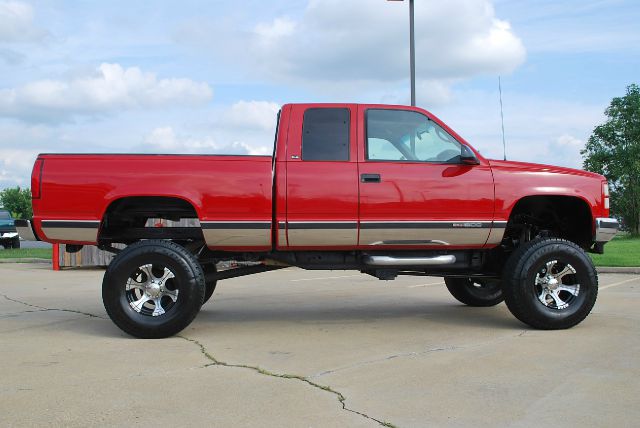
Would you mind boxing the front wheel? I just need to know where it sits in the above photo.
[502,238,598,330]
[102,240,205,338]
[444,277,503,307]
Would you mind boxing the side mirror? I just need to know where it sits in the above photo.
[460,145,480,165]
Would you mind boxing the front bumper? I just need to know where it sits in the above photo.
[14,219,40,241]
[595,217,619,243]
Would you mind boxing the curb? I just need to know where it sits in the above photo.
[0,258,51,264]
[597,267,640,274]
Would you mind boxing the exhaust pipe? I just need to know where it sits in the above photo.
[363,255,456,266]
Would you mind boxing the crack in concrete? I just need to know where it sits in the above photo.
[311,346,459,379]
[1,294,105,319]
[0,309,49,318]
[310,329,530,379]
[178,335,397,428]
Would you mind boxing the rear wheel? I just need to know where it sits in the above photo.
[502,238,598,329]
[444,277,504,307]
[102,240,205,338]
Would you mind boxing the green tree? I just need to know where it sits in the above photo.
[0,186,32,219]
[582,84,640,235]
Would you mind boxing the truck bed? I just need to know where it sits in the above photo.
[32,154,274,249]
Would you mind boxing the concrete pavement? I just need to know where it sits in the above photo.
[1,263,639,427]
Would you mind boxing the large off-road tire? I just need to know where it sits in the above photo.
[102,240,205,338]
[444,277,504,307]
[502,238,598,330]
[202,264,218,304]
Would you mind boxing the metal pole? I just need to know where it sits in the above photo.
[409,0,415,106]
[498,76,506,161]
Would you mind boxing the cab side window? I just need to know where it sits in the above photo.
[366,109,461,163]
[302,108,350,161]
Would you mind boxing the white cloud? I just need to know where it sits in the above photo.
[140,126,271,156]
[556,134,584,148]
[0,148,42,188]
[254,17,296,43]
[178,0,525,97]
[222,101,280,131]
[137,100,281,156]
[0,1,47,43]
[0,63,213,121]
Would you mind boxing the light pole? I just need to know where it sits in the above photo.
[388,0,415,106]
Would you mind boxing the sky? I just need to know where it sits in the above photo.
[1,0,639,189]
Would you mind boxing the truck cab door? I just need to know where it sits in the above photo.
[283,104,359,248]
[357,106,496,249]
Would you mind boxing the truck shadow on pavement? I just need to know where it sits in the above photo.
[195,302,523,331]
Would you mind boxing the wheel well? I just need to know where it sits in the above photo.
[99,196,201,244]
[505,196,593,249]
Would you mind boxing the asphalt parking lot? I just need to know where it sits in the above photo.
[1,263,639,427]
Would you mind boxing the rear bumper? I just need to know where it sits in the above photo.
[595,217,619,243]
[15,219,40,241]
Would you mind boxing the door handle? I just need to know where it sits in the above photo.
[361,173,381,183]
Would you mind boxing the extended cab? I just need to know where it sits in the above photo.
[16,103,619,338]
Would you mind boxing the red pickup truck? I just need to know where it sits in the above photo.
[17,103,618,338]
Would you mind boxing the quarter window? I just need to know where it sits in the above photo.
[302,108,350,161]
[366,109,462,163]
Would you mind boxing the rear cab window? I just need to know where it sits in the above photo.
[302,108,350,161]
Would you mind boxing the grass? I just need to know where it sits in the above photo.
[590,234,640,267]
[0,247,52,259]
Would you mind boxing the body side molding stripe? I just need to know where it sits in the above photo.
[41,220,100,229]
[287,222,357,230]
[360,221,494,229]
[200,222,271,230]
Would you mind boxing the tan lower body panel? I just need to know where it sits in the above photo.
[359,228,489,246]
[286,228,358,246]
[485,221,508,245]
[359,221,501,246]
[201,222,271,247]
[40,220,100,243]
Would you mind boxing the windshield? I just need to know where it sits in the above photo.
[0,210,11,220]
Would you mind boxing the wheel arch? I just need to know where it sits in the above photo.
[505,195,594,248]
[98,196,202,242]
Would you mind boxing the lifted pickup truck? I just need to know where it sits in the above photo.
[17,103,618,338]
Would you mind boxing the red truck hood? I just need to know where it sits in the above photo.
[488,159,605,181]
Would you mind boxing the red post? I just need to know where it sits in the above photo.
[52,243,60,271]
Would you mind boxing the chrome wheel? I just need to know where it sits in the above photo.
[534,260,580,310]
[503,238,598,329]
[103,240,205,338]
[125,264,179,317]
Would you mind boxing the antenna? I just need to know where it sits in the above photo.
[498,76,506,161]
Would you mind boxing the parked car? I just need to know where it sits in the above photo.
[16,103,618,338]
[0,209,20,249]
